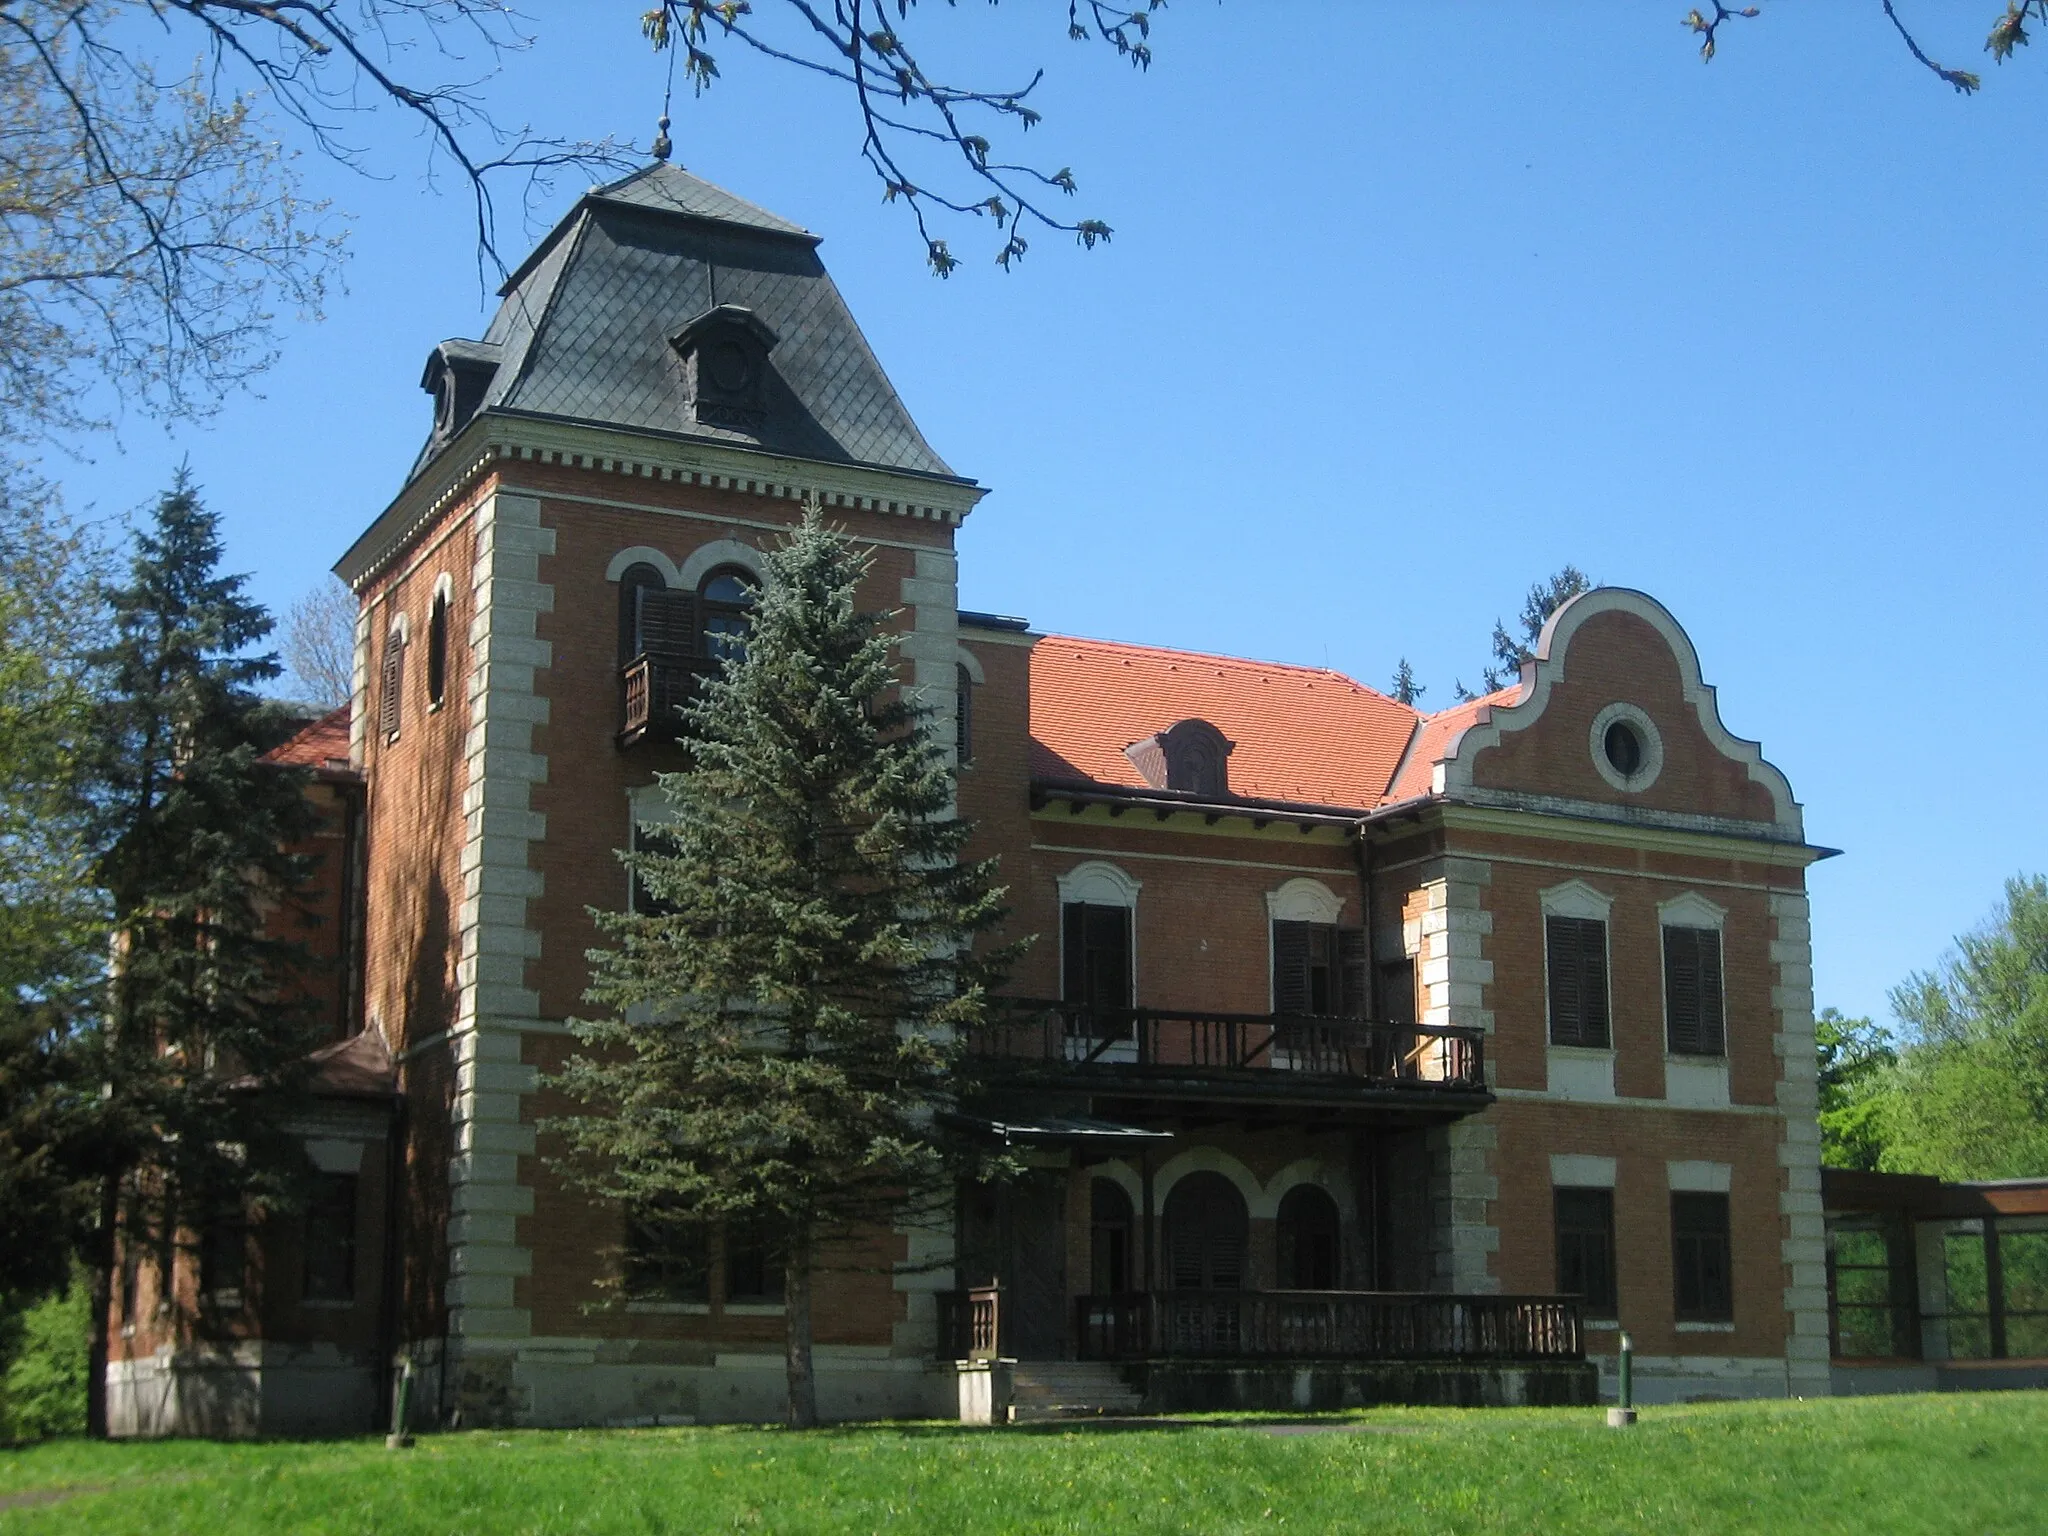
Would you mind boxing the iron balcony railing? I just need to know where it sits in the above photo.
[1073,1290,1583,1362]
[967,1002,1486,1092]
[619,652,720,746]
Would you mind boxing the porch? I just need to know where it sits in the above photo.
[936,1286,1595,1417]
[940,1286,1583,1364]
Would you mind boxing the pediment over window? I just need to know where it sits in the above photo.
[671,304,780,434]
[1125,718,1236,798]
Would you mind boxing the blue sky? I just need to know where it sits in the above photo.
[44,4,2048,1028]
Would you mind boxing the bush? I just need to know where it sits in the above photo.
[1,1278,89,1442]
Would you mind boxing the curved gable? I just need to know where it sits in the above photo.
[1434,588,1801,836]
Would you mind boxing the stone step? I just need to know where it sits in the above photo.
[1009,1361,1143,1420]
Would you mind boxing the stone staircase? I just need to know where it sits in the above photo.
[1007,1361,1145,1422]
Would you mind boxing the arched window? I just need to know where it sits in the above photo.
[426,587,449,709]
[1276,1184,1342,1290]
[1090,1179,1134,1294]
[955,662,974,764]
[1163,1172,1248,1291]
[698,565,757,662]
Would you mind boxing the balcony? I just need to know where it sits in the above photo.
[966,1003,1489,1110]
[618,652,719,746]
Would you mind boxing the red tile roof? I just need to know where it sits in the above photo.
[1030,636,1424,810]
[265,705,353,771]
[1380,686,1521,805]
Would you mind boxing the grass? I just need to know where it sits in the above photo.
[1,1393,2044,1534]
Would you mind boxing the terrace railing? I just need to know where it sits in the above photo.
[967,1002,1486,1092]
[936,1286,1003,1362]
[1072,1291,1582,1362]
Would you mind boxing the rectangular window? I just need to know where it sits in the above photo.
[1271,922,1367,1017]
[1554,1187,1618,1318]
[1827,1218,1917,1359]
[628,818,680,917]
[1546,915,1610,1048]
[624,1212,710,1304]
[1663,925,1726,1056]
[1672,1191,1734,1323]
[724,1219,787,1305]
[200,1216,247,1302]
[1062,902,1133,1017]
[302,1173,358,1304]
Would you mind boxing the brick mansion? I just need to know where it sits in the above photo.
[107,161,1915,1435]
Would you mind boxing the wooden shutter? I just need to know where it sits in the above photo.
[1664,926,1726,1055]
[1547,915,1609,1048]
[1272,921,1310,1015]
[1062,904,1088,1005]
[636,587,697,657]
[378,634,404,740]
[1337,929,1369,1019]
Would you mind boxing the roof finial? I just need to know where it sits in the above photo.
[651,113,673,162]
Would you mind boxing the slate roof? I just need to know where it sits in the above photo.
[410,162,961,485]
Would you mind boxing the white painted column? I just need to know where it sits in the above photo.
[1415,857,1499,1293]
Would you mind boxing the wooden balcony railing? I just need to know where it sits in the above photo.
[967,1002,1486,1092]
[936,1285,1002,1361]
[1073,1291,1582,1362]
[619,652,720,746]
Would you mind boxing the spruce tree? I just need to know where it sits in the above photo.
[549,512,1015,1429]
[76,472,320,1435]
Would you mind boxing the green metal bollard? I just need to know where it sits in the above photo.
[387,1356,417,1449]
[1607,1330,1637,1427]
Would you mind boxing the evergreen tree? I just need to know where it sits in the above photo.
[75,473,320,1435]
[1458,566,1594,700]
[1389,657,1425,707]
[548,512,1016,1428]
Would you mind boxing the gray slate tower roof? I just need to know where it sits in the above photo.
[410,162,965,485]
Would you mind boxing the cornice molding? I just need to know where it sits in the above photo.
[336,413,987,591]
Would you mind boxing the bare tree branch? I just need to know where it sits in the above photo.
[645,0,1155,276]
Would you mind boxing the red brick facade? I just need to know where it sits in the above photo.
[104,163,1830,1433]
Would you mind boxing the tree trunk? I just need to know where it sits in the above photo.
[85,1172,119,1439]
[783,1217,817,1429]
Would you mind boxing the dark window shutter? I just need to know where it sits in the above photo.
[1272,921,1310,1015]
[955,664,973,764]
[1664,927,1726,1056]
[1547,915,1609,1048]
[1063,903,1088,1005]
[1697,929,1724,1055]
[1093,905,1133,1012]
[379,634,404,740]
[1337,928,1369,1019]
[637,587,697,657]
[618,564,665,666]
[1665,926,1700,1054]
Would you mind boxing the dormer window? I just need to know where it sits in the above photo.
[420,338,500,443]
[672,304,779,433]
[1124,718,1235,798]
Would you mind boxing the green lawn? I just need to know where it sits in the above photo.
[2,1394,2043,1534]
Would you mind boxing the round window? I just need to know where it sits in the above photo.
[706,338,753,393]
[1603,720,1642,777]
[1588,702,1663,792]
